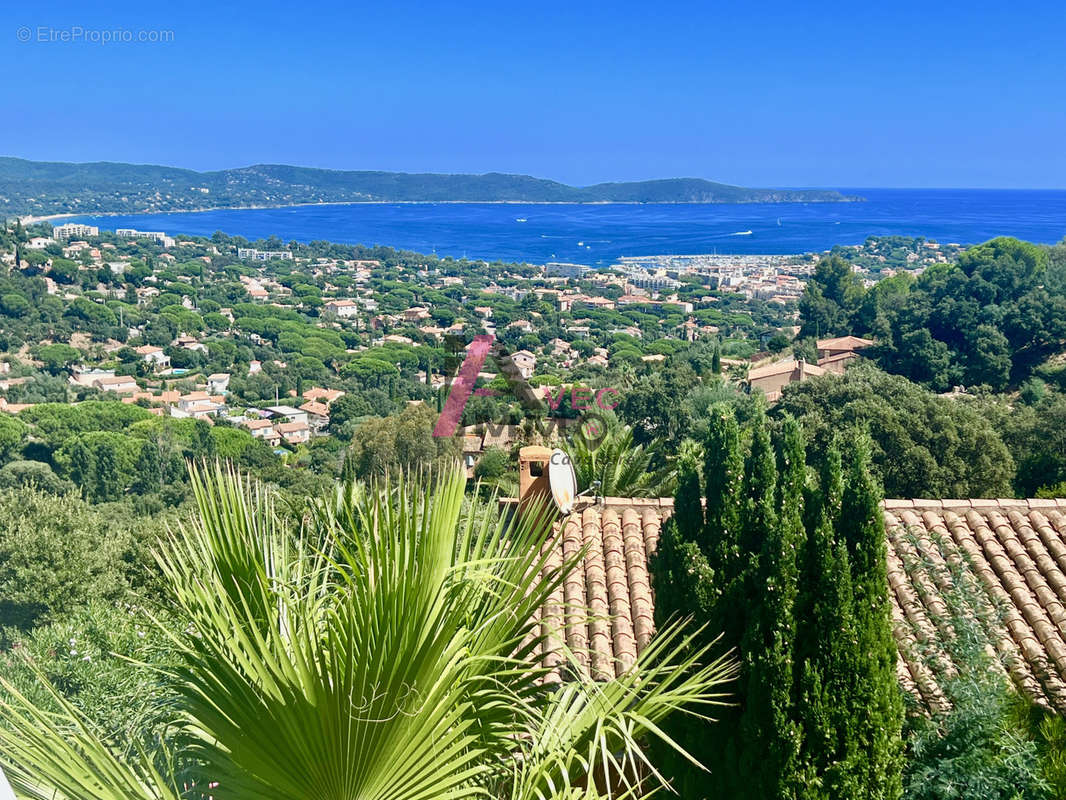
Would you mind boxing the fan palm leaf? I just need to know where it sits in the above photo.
[0,462,735,800]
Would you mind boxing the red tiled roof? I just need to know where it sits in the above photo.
[885,499,1066,712]
[817,335,874,351]
[518,495,1066,713]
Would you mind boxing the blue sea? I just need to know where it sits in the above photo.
[66,189,1066,265]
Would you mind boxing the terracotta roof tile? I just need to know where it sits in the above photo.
[525,496,1066,713]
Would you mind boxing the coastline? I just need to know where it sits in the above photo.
[21,196,865,225]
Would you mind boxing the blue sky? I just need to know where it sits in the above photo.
[3,0,1065,187]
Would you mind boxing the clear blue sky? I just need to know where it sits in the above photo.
[3,0,1065,187]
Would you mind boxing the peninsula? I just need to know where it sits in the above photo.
[0,157,862,217]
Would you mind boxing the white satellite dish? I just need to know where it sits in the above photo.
[548,449,578,515]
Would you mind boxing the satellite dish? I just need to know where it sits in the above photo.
[548,449,578,515]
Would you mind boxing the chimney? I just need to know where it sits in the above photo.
[797,356,806,381]
[518,445,553,516]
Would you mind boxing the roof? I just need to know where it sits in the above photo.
[275,421,310,433]
[512,498,669,682]
[94,375,136,386]
[817,335,874,351]
[884,499,1066,713]
[748,358,827,381]
[519,495,1066,712]
[299,401,330,417]
[303,387,344,404]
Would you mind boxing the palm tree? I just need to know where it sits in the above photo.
[0,463,734,800]
[567,413,671,498]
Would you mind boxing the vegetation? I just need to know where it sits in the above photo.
[0,157,858,216]
[775,363,1014,498]
[897,527,1052,799]
[0,464,734,800]
[799,238,1066,391]
[651,407,904,799]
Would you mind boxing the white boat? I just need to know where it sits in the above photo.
[730,230,753,236]
[515,218,527,223]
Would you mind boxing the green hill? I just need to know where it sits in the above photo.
[0,157,861,217]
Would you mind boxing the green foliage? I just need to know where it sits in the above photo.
[775,363,1014,498]
[0,601,175,755]
[0,463,736,800]
[0,488,139,632]
[651,408,903,800]
[800,237,1066,391]
[343,402,460,480]
[898,528,1051,800]
[565,413,670,497]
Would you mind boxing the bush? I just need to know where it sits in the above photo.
[0,488,138,632]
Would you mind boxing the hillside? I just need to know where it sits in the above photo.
[0,157,861,217]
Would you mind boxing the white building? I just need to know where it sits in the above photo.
[116,229,175,248]
[237,247,294,261]
[511,350,537,380]
[323,299,360,318]
[135,345,171,369]
[53,223,99,240]
[206,373,231,394]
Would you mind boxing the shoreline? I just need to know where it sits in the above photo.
[21,196,865,225]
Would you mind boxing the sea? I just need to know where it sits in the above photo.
[64,189,1066,265]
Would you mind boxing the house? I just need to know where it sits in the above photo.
[302,386,345,406]
[509,447,1066,713]
[92,374,138,394]
[135,345,170,369]
[174,335,207,353]
[507,319,534,334]
[511,350,537,380]
[264,405,309,426]
[275,420,311,445]
[403,306,431,323]
[206,373,231,394]
[70,366,115,388]
[248,360,262,376]
[244,418,282,446]
[816,336,875,373]
[299,401,330,430]
[747,358,827,402]
[324,299,360,318]
[25,236,54,250]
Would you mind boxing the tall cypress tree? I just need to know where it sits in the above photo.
[838,435,905,800]
[741,414,803,798]
[651,414,903,800]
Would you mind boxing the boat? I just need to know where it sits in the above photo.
[515,218,527,223]
[730,230,753,236]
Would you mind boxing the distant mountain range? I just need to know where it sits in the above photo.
[0,157,862,217]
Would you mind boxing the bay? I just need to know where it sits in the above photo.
[67,189,1066,265]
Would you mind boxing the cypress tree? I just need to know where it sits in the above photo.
[650,415,904,800]
[701,406,744,578]
[838,435,905,800]
[741,414,804,798]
